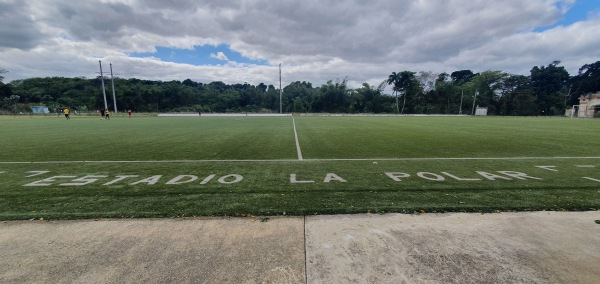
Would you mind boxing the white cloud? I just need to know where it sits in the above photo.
[210,52,229,61]
[1,0,598,89]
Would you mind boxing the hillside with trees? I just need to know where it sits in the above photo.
[1,61,599,115]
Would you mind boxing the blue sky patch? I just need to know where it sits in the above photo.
[534,0,600,32]
[129,44,269,66]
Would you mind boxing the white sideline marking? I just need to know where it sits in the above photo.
[583,177,600,183]
[1,156,600,164]
[292,116,303,161]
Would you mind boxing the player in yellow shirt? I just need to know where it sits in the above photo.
[105,109,110,120]
[63,108,70,120]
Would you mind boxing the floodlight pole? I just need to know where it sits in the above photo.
[99,61,108,111]
[471,90,478,115]
[110,63,118,113]
[459,88,464,115]
[279,63,282,114]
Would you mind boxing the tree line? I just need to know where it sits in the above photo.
[1,60,599,115]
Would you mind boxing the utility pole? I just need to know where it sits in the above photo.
[459,88,464,115]
[99,61,108,111]
[279,63,282,114]
[471,90,478,115]
[110,63,118,113]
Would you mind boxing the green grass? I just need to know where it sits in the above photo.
[0,115,296,161]
[295,116,600,158]
[0,115,599,220]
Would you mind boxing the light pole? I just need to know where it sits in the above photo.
[459,88,464,115]
[471,90,478,115]
[98,61,108,111]
[279,63,282,114]
[110,63,118,113]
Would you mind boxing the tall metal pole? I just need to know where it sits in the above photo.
[279,63,282,114]
[459,88,464,115]
[110,63,117,113]
[471,90,478,115]
[99,61,108,111]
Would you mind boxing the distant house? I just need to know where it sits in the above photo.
[31,106,49,114]
[577,93,600,118]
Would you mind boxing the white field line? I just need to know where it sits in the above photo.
[292,115,303,161]
[1,156,600,164]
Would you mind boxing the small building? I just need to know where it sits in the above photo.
[31,106,49,114]
[570,93,600,118]
[474,107,488,116]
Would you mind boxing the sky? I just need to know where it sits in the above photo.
[1,0,600,90]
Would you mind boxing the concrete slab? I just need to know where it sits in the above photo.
[306,212,600,284]
[0,217,305,284]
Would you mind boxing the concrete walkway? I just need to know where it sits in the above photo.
[1,212,599,283]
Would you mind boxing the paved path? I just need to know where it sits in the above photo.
[1,212,599,283]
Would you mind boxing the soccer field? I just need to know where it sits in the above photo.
[0,115,599,220]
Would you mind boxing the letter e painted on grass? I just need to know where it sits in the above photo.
[166,175,198,185]
[324,173,347,183]
[497,171,542,180]
[385,172,410,182]
[218,174,243,184]
[60,175,108,186]
[23,176,77,186]
[131,175,162,185]
[290,174,314,184]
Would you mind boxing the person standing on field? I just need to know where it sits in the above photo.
[105,109,110,120]
[128,109,132,118]
[63,108,70,120]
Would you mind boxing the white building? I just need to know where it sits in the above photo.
[577,93,600,118]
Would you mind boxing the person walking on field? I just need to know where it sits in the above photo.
[128,109,132,118]
[105,109,110,120]
[63,108,70,120]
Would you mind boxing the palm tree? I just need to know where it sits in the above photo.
[387,72,401,113]
[388,71,417,114]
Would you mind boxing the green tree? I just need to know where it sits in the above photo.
[386,72,401,113]
[316,78,349,113]
[498,74,535,115]
[283,81,315,112]
[530,61,570,115]
[0,68,7,83]
[450,70,476,114]
[4,95,20,113]
[388,71,418,114]
[471,71,507,115]
[567,61,600,105]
